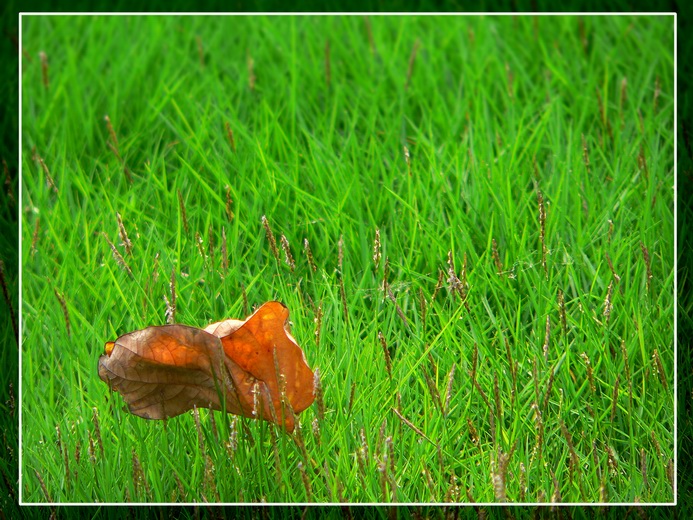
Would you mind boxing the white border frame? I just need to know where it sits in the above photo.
[17,11,678,508]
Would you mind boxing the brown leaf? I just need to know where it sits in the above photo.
[98,301,314,431]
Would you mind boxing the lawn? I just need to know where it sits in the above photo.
[20,14,674,503]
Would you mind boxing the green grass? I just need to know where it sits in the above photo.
[21,14,674,504]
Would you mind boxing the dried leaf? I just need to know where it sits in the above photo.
[98,301,314,431]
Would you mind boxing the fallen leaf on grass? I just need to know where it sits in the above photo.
[98,301,314,431]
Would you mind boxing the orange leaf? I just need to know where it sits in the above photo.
[98,301,314,431]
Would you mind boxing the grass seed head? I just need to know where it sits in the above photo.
[92,407,104,458]
[39,50,49,89]
[392,407,429,442]
[227,416,238,457]
[173,473,185,501]
[221,227,228,275]
[638,143,649,180]
[653,76,661,113]
[666,459,674,493]
[385,435,395,475]
[104,115,118,149]
[177,190,189,236]
[620,77,628,113]
[373,228,382,269]
[377,456,389,501]
[338,235,344,272]
[194,231,206,264]
[640,448,649,491]
[382,257,390,296]
[359,427,370,462]
[280,234,295,272]
[640,242,653,292]
[431,268,445,302]
[650,431,663,458]
[225,186,234,221]
[311,417,321,445]
[543,315,551,362]
[241,283,249,316]
[542,362,563,410]
[224,122,236,152]
[304,238,317,273]
[606,253,621,284]
[116,212,132,255]
[298,461,313,501]
[652,349,668,390]
[466,418,479,446]
[606,444,619,476]
[35,470,52,502]
[603,280,614,324]
[53,289,71,338]
[261,215,279,261]
[106,140,122,162]
[537,189,547,277]
[166,266,176,324]
[493,373,502,418]
[444,363,456,417]
[581,352,596,394]
[88,435,96,465]
[423,364,441,414]
[550,470,561,503]
[560,420,579,481]
[581,134,591,174]
[207,406,219,443]
[600,478,608,503]
[422,467,435,498]
[313,368,325,421]
[347,382,356,414]
[378,331,393,380]
[102,232,132,278]
[55,423,71,486]
[37,155,58,193]
[492,238,503,275]
[531,403,544,456]
[314,301,323,346]
[446,251,464,300]
[131,448,151,498]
